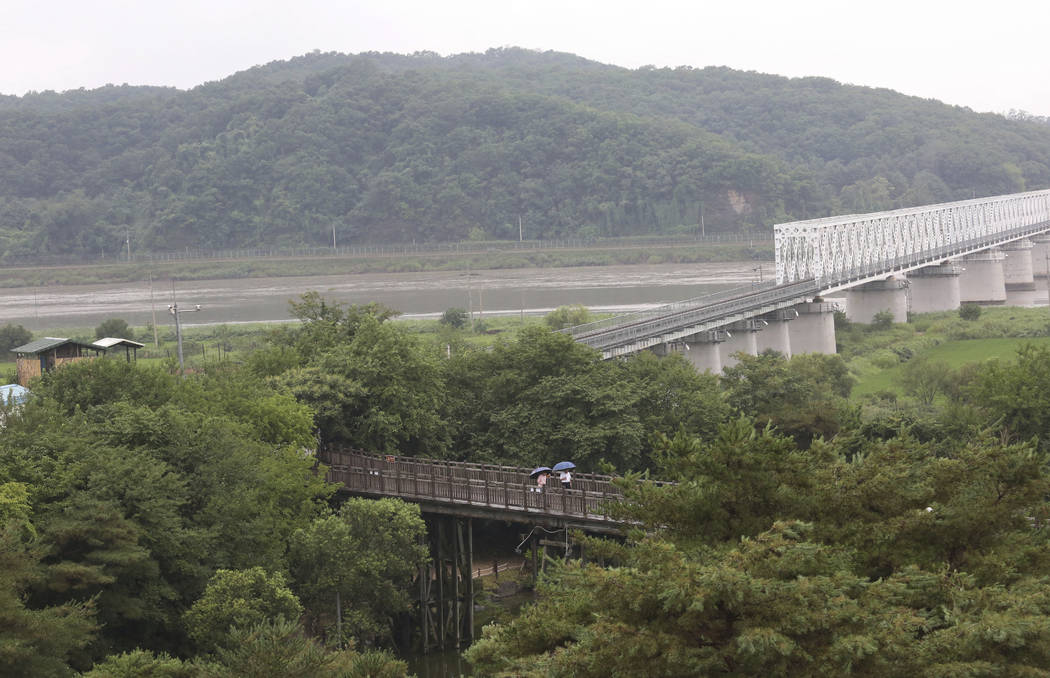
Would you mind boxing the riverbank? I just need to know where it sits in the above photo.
[0,239,771,289]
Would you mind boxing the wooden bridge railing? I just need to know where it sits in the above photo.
[321,449,632,522]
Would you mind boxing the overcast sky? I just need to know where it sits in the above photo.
[5,0,1049,117]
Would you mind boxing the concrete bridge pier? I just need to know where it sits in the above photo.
[667,329,727,374]
[907,263,962,314]
[957,249,1007,304]
[1002,238,1036,291]
[1031,235,1050,277]
[754,309,796,358]
[722,319,763,368]
[845,278,909,324]
[788,302,837,354]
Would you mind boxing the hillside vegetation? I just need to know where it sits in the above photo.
[2,48,1050,260]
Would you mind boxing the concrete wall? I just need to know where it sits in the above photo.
[907,263,961,314]
[789,302,837,354]
[1002,239,1036,291]
[957,249,1007,304]
[721,321,760,368]
[754,313,793,358]
[1032,235,1050,277]
[845,278,909,324]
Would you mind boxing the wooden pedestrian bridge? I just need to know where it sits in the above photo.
[320,448,665,535]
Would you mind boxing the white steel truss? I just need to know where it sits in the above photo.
[774,189,1050,288]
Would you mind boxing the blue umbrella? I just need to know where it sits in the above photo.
[552,461,576,472]
[529,466,552,478]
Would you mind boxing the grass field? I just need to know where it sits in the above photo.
[851,336,1050,397]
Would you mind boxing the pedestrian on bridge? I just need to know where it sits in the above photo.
[553,461,575,490]
[530,466,552,492]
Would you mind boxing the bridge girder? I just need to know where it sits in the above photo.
[775,189,1050,288]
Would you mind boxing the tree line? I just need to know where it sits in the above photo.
[5,297,1050,674]
[2,48,1050,260]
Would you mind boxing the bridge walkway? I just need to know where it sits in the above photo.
[320,449,655,533]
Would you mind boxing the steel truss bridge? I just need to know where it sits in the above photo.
[565,189,1050,357]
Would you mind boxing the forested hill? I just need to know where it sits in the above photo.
[3,47,1050,258]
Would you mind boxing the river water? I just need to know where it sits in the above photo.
[0,262,769,331]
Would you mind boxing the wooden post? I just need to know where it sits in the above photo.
[466,518,474,642]
[531,533,539,585]
[453,519,461,649]
[335,590,343,647]
[418,536,428,654]
[436,519,445,648]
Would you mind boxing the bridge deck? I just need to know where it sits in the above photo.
[564,189,1050,357]
[321,450,644,532]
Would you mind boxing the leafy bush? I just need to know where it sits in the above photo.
[0,323,32,355]
[440,307,467,329]
[544,304,592,330]
[95,317,131,339]
[959,303,982,320]
[871,310,895,329]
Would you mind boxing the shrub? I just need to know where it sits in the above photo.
[959,303,982,320]
[0,323,32,355]
[544,304,592,330]
[95,317,131,339]
[439,308,468,329]
[871,310,894,329]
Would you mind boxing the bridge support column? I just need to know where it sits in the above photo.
[755,309,796,358]
[722,319,763,368]
[788,302,837,355]
[1031,235,1050,278]
[419,516,473,653]
[907,263,961,314]
[845,278,909,324]
[1002,239,1036,291]
[957,249,1007,304]
[660,329,726,374]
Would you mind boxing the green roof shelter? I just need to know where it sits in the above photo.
[11,337,104,386]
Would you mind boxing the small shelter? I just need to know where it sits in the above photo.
[94,337,145,362]
[11,337,104,386]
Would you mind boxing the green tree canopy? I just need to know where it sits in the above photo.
[288,498,428,645]
[184,568,303,653]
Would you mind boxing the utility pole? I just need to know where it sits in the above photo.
[168,299,201,374]
[149,272,159,347]
[519,215,523,242]
[126,228,131,261]
[332,224,337,251]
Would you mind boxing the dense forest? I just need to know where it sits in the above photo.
[2,48,1050,259]
[7,299,1050,675]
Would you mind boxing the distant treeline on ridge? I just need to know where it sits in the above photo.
[1,47,1049,259]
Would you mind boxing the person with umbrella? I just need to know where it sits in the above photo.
[530,466,552,491]
[553,461,575,490]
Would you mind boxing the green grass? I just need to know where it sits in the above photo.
[851,337,1050,397]
[843,305,1050,397]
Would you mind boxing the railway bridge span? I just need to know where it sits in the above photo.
[564,189,1050,368]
